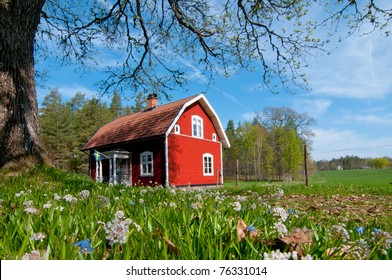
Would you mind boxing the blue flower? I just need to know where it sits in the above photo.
[287,209,292,214]
[130,201,135,205]
[355,226,364,235]
[247,225,256,233]
[293,210,298,215]
[73,239,93,253]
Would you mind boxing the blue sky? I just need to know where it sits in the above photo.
[35,4,392,162]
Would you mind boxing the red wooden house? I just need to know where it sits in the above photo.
[81,94,230,187]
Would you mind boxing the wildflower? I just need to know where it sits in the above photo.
[78,190,90,200]
[329,224,350,242]
[231,201,241,211]
[356,226,365,235]
[72,239,93,253]
[270,207,288,222]
[43,202,52,209]
[169,202,176,208]
[130,201,135,205]
[31,232,46,242]
[274,221,288,237]
[22,250,41,260]
[63,194,77,203]
[263,249,312,260]
[24,206,37,214]
[97,195,110,207]
[104,210,132,244]
[247,225,256,233]
[53,193,61,201]
[139,198,145,204]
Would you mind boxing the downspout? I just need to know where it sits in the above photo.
[220,141,223,187]
[164,135,169,187]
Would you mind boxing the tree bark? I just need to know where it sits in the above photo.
[0,0,46,169]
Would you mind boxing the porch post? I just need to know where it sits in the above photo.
[113,154,117,185]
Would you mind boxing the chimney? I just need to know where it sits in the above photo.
[146,93,158,109]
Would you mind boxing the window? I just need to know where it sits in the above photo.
[212,133,217,141]
[203,153,214,176]
[192,115,203,138]
[140,151,153,176]
[174,124,180,134]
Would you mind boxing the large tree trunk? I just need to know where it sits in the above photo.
[0,1,46,169]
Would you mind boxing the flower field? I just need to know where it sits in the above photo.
[0,166,391,260]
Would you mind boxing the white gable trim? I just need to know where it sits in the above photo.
[165,94,231,149]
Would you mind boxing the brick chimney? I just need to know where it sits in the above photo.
[146,93,158,109]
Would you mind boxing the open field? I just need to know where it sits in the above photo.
[311,169,392,188]
[0,167,391,260]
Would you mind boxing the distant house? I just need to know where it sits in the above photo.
[81,94,230,187]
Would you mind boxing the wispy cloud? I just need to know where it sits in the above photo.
[293,98,331,118]
[307,31,392,100]
[312,128,392,160]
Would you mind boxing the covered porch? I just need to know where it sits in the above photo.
[94,150,131,185]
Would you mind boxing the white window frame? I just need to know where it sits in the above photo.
[174,124,180,134]
[140,151,153,177]
[203,153,214,176]
[192,115,203,138]
[212,133,217,141]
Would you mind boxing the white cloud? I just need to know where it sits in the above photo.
[293,98,331,118]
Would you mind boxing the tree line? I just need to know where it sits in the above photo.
[38,89,146,172]
[315,156,392,171]
[223,107,316,182]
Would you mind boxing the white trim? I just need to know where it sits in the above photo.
[191,115,203,138]
[165,137,169,187]
[203,153,214,176]
[140,151,153,177]
[164,94,230,148]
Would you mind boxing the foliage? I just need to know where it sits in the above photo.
[316,156,392,171]
[38,89,139,172]
[0,166,391,260]
[224,107,315,182]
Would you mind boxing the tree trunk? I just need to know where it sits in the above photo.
[0,1,46,169]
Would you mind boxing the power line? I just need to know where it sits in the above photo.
[313,144,392,154]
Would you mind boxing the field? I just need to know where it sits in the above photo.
[0,166,391,260]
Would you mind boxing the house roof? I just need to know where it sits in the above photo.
[82,94,230,151]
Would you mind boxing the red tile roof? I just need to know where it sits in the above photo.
[82,95,197,150]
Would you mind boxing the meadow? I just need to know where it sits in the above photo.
[0,166,391,260]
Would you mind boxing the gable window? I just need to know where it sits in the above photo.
[140,151,153,176]
[174,124,180,134]
[203,153,214,176]
[192,115,203,138]
[212,133,217,141]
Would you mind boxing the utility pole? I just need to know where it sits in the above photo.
[304,144,309,186]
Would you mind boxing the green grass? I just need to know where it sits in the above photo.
[311,168,392,188]
[0,166,391,260]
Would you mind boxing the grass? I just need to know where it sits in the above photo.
[0,166,391,260]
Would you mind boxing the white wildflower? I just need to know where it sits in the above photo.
[169,202,177,208]
[43,202,52,209]
[329,224,350,242]
[53,193,61,201]
[271,207,288,222]
[274,221,288,237]
[63,194,77,203]
[139,198,144,204]
[21,250,41,260]
[78,190,90,200]
[104,210,140,244]
[24,206,37,214]
[31,232,46,242]
[231,201,241,212]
